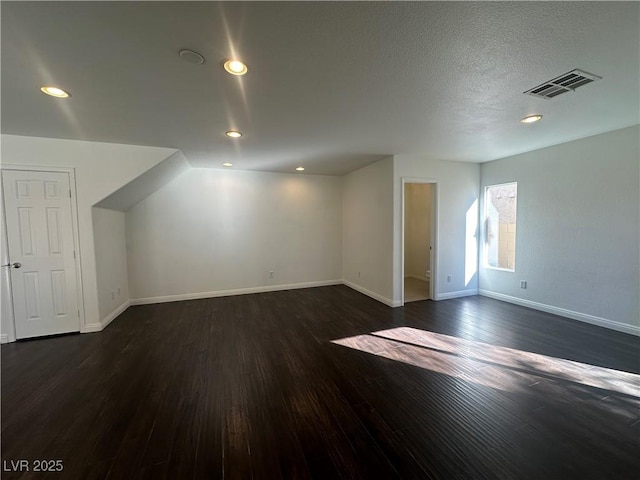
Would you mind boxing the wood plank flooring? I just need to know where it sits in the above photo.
[2,285,639,479]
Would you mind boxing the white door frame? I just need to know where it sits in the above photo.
[1,165,85,341]
[401,177,439,306]
[1,199,17,343]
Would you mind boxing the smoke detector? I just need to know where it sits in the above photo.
[524,69,602,100]
[179,49,205,65]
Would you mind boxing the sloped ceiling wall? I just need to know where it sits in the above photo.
[95,151,190,211]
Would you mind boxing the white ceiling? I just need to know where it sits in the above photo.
[2,1,639,175]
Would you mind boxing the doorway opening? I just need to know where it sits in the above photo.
[1,168,82,340]
[402,181,436,303]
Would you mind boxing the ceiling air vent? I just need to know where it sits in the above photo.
[524,69,602,100]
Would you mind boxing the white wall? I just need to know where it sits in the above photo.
[93,208,129,324]
[95,151,190,211]
[479,125,640,334]
[342,157,396,305]
[0,135,176,334]
[126,168,343,301]
[6,127,634,338]
[404,183,431,279]
[394,157,480,302]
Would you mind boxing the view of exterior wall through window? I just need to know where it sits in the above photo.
[484,182,517,270]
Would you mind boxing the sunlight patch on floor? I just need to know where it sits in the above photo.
[332,327,640,399]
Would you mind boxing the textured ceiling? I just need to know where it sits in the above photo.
[2,1,639,175]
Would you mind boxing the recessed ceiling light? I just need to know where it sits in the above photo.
[40,86,71,98]
[223,59,248,76]
[296,167,305,172]
[521,114,543,124]
[222,162,233,167]
[225,130,242,138]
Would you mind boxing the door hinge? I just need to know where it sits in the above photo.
[78,310,80,318]
[69,189,72,198]
[73,250,76,259]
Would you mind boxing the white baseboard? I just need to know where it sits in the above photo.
[84,300,131,333]
[0,333,8,344]
[343,280,401,307]
[130,280,343,306]
[479,289,640,337]
[435,289,478,301]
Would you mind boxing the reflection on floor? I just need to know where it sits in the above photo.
[333,327,640,399]
[404,276,429,302]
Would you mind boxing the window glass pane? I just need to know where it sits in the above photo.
[484,183,517,270]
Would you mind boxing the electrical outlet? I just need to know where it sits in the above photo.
[117,287,121,296]
[357,271,361,278]
[447,275,452,283]
[520,280,527,289]
[268,271,274,279]
[111,291,115,300]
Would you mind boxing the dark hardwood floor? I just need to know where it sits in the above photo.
[2,285,639,479]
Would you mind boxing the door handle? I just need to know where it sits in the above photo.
[11,262,21,269]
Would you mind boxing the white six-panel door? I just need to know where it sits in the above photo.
[2,170,80,339]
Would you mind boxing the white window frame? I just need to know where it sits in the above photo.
[483,182,517,272]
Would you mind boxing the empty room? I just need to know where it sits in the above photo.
[1,2,639,479]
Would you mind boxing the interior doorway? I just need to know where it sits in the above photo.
[1,169,81,339]
[403,181,436,303]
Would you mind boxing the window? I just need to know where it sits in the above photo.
[484,182,517,271]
